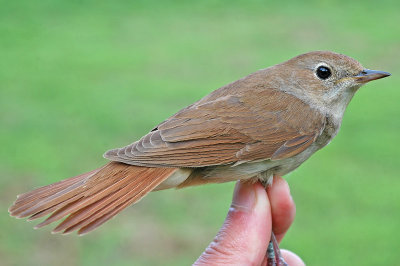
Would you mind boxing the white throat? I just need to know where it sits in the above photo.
[321,86,358,122]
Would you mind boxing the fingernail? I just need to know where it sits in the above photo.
[281,178,293,201]
[231,181,256,212]
[274,177,293,200]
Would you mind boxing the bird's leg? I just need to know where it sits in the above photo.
[260,176,288,266]
[266,232,288,266]
[266,238,276,266]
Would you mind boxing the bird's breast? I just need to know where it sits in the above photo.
[316,114,341,147]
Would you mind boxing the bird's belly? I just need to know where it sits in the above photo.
[273,143,321,176]
[153,168,192,190]
[203,143,321,183]
[154,142,323,189]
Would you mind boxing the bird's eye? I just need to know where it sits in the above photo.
[316,66,332,80]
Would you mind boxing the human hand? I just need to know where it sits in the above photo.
[194,177,304,266]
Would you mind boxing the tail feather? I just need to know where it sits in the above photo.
[12,169,99,207]
[49,170,148,232]
[34,173,135,228]
[9,169,100,216]
[14,179,87,219]
[28,197,82,221]
[9,162,177,235]
[58,167,169,235]
[77,185,153,235]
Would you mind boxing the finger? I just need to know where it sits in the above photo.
[281,249,306,266]
[267,176,296,243]
[194,181,272,266]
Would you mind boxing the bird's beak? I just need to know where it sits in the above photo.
[354,69,391,83]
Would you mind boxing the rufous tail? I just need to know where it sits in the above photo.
[9,162,177,235]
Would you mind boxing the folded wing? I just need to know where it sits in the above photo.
[104,88,325,167]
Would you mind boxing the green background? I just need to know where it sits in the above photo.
[1,1,399,265]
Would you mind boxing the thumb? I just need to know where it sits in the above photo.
[194,181,272,266]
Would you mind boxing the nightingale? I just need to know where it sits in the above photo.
[9,51,390,265]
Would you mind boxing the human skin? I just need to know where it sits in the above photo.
[194,178,304,266]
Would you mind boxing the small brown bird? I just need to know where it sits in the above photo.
[9,51,390,265]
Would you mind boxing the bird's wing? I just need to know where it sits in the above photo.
[104,88,326,167]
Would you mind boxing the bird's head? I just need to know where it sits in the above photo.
[273,51,391,117]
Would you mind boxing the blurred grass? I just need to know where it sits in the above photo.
[0,0,399,265]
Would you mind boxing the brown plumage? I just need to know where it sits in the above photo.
[9,163,177,234]
[9,51,390,235]
[105,89,325,167]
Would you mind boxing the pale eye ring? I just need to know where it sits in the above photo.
[316,66,332,80]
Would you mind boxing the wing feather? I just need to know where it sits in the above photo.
[104,88,325,167]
